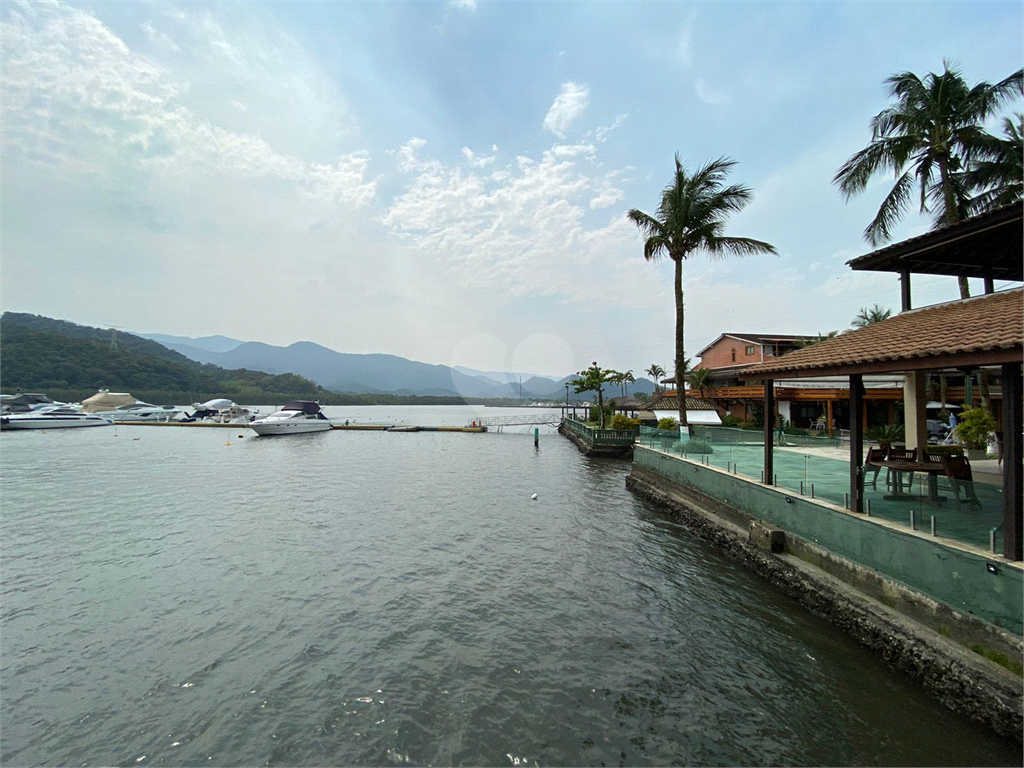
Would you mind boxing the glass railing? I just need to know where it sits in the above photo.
[637,426,1005,553]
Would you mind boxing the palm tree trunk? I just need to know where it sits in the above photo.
[674,256,688,431]
[979,369,992,411]
[938,158,971,300]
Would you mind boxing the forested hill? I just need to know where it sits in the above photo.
[0,312,334,405]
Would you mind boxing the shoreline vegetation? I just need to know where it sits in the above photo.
[0,387,553,409]
[1,313,610,408]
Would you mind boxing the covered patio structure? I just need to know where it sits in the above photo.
[740,288,1022,560]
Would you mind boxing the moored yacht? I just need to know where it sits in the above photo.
[249,401,332,435]
[187,399,255,423]
[1,406,112,430]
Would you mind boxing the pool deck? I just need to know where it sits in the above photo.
[647,436,1008,553]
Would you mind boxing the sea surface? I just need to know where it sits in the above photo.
[1,406,1020,767]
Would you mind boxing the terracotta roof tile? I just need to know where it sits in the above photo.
[739,288,1023,378]
[646,392,718,410]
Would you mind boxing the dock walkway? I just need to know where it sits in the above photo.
[118,421,487,433]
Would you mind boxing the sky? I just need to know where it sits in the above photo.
[2,0,1022,380]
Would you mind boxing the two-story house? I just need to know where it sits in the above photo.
[667,332,947,432]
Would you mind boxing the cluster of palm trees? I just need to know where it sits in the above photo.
[568,362,640,429]
[834,62,1022,299]
[629,62,1022,430]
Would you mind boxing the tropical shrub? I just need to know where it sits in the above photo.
[954,405,998,450]
[657,417,679,430]
[866,423,905,446]
[609,414,640,431]
[683,438,714,455]
[721,415,744,428]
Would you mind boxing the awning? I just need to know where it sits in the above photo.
[654,409,722,426]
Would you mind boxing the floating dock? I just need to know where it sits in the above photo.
[117,420,487,432]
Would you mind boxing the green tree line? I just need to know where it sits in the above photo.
[1,314,331,405]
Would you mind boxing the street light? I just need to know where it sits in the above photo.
[565,382,570,416]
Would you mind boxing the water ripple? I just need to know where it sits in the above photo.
[1,419,1018,766]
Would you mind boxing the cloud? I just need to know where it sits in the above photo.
[447,0,478,10]
[141,20,181,52]
[542,82,590,138]
[694,78,730,105]
[589,187,625,210]
[0,2,374,206]
[592,114,627,143]
[462,146,497,168]
[380,138,663,306]
[677,11,697,66]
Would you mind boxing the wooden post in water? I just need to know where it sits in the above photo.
[534,427,539,447]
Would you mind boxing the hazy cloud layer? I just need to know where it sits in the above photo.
[1,1,1020,376]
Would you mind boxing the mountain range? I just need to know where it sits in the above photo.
[139,333,656,400]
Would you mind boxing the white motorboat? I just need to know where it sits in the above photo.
[249,401,332,435]
[1,406,112,430]
[188,399,255,423]
[107,403,184,422]
[1,393,78,413]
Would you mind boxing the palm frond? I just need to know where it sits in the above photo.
[703,236,778,260]
[865,171,913,245]
[834,135,917,196]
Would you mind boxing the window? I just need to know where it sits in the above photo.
[746,346,756,355]
[731,349,736,362]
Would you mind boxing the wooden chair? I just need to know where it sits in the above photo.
[885,447,917,492]
[940,455,982,510]
[925,447,964,464]
[864,446,887,491]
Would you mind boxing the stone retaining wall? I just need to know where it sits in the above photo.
[557,421,632,458]
[626,465,1023,741]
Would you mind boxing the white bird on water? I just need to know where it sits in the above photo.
[531,493,538,500]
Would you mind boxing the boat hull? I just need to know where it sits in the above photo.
[249,420,333,436]
[1,415,112,430]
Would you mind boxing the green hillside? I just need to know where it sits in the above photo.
[0,313,334,405]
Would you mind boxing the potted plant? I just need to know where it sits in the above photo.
[953,405,997,460]
[866,423,905,450]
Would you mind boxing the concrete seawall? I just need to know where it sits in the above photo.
[626,463,1023,741]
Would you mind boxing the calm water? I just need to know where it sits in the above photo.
[1,406,1019,767]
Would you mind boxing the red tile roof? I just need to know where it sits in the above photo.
[738,288,1023,379]
[646,392,718,410]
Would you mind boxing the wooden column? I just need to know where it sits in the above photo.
[850,374,865,514]
[764,379,774,485]
[1002,362,1022,561]
[826,399,834,437]
[900,269,912,311]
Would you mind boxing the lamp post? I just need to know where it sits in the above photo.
[565,383,570,419]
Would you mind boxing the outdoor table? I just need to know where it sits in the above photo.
[868,459,947,505]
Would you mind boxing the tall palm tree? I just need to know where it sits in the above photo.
[646,364,665,391]
[834,62,1022,298]
[961,113,1023,214]
[608,371,625,398]
[629,156,777,430]
[622,370,635,397]
[852,304,892,328]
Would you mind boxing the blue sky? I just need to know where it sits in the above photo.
[2,0,1022,379]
